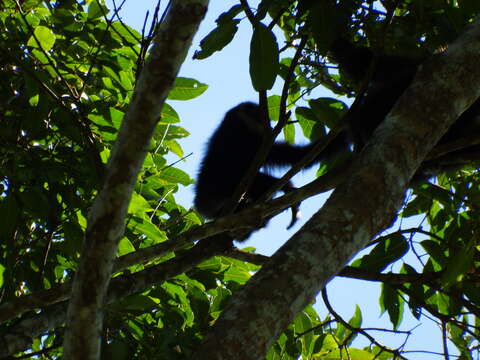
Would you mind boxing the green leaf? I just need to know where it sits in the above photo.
[309,98,346,128]
[156,124,190,141]
[401,188,433,217]
[436,293,462,316]
[317,348,379,359]
[267,94,281,121]
[209,287,232,313]
[223,266,251,284]
[401,265,424,320]
[131,219,166,245]
[118,237,135,256]
[283,122,295,144]
[168,77,208,100]
[158,167,194,186]
[160,103,180,124]
[118,71,133,91]
[294,312,314,355]
[312,333,338,354]
[88,1,106,20]
[165,139,184,158]
[345,305,362,346]
[307,2,348,54]
[296,106,327,140]
[111,21,141,45]
[216,4,243,24]
[440,239,475,288]
[193,19,239,59]
[351,234,409,272]
[249,22,279,91]
[380,284,404,330]
[128,193,152,216]
[27,26,56,51]
[257,0,278,20]
[421,240,448,267]
[118,294,158,311]
[0,264,5,287]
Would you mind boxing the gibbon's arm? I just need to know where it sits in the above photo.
[329,38,420,87]
[330,38,480,179]
[328,38,420,150]
[265,134,351,168]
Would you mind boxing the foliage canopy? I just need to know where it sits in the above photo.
[0,0,479,359]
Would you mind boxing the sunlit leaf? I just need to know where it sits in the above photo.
[27,26,55,50]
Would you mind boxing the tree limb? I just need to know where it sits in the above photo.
[0,234,229,358]
[62,2,209,359]
[191,18,480,360]
[0,161,349,325]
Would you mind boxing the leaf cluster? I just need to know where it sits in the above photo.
[0,1,208,357]
[193,0,480,357]
[1,0,480,359]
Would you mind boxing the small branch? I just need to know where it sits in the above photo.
[262,126,352,202]
[322,288,406,359]
[0,234,232,358]
[277,35,308,132]
[224,249,269,265]
[294,319,336,339]
[338,267,442,284]
[239,0,257,25]
[442,321,450,360]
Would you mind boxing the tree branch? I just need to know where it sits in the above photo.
[62,2,209,359]
[191,18,480,360]
[0,162,349,325]
[322,288,406,359]
[1,235,229,358]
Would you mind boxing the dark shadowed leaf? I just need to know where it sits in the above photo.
[249,22,279,91]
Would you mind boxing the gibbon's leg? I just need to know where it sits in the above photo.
[242,172,300,230]
[195,102,349,232]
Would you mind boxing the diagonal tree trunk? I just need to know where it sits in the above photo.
[191,18,480,360]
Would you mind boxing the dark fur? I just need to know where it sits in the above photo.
[330,39,480,173]
[194,102,329,229]
[194,41,480,235]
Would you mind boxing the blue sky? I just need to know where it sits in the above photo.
[106,1,449,357]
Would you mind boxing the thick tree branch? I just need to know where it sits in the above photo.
[0,235,229,358]
[321,289,406,358]
[0,248,441,327]
[0,256,452,359]
[0,164,348,326]
[191,18,480,360]
[62,2,209,359]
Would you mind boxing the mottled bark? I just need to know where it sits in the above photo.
[191,18,480,360]
[0,160,346,326]
[62,2,209,359]
[1,236,229,358]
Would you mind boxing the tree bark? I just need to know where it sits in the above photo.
[191,18,480,360]
[62,2,209,359]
